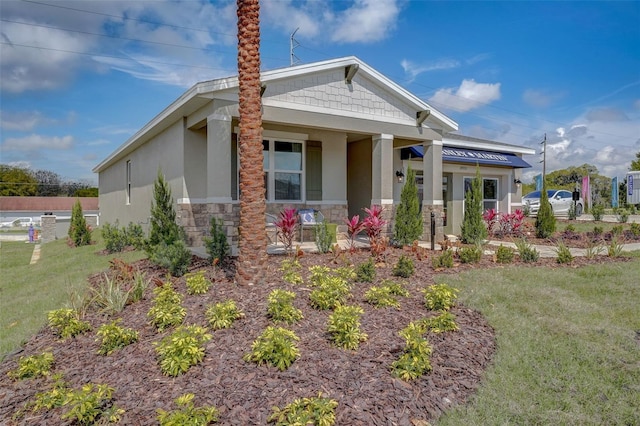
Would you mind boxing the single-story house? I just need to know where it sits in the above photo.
[93,56,534,252]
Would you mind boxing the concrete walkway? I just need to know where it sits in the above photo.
[29,243,41,264]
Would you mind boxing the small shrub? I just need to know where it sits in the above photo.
[96,320,139,355]
[607,239,624,258]
[567,202,577,220]
[309,276,351,310]
[147,282,186,331]
[391,322,433,380]
[364,280,408,309]
[630,222,640,237]
[423,283,459,311]
[244,326,300,371]
[514,238,539,263]
[343,214,365,252]
[62,383,123,425]
[268,289,303,324]
[269,393,338,426]
[280,258,304,285]
[8,352,55,380]
[314,220,333,254]
[206,300,244,330]
[382,279,410,297]
[495,244,515,264]
[555,241,574,264]
[68,199,92,247]
[333,266,356,282]
[308,265,332,285]
[355,258,376,282]
[611,225,624,238]
[157,393,219,426]
[30,373,68,412]
[47,308,91,339]
[327,305,367,350]
[148,240,192,277]
[591,203,605,221]
[392,255,415,278]
[458,244,482,264]
[275,208,298,253]
[203,216,229,265]
[535,189,556,238]
[394,166,423,246]
[185,271,212,295]
[593,225,603,237]
[154,324,212,376]
[126,222,146,250]
[461,167,488,244]
[92,273,131,314]
[423,311,459,333]
[432,248,454,269]
[101,221,128,253]
[565,224,576,233]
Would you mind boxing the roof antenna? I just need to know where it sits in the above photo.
[290,27,300,66]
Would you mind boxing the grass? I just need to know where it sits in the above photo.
[0,232,145,360]
[555,220,632,233]
[435,259,640,425]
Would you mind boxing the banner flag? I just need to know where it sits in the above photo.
[582,176,590,210]
[534,174,543,191]
[611,176,618,208]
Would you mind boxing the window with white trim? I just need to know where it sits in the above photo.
[126,160,132,205]
[464,176,499,212]
[262,138,304,201]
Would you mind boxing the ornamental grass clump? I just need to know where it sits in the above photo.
[205,300,244,330]
[154,324,212,376]
[267,289,303,324]
[243,326,300,371]
[8,352,55,380]
[147,282,186,331]
[157,393,219,426]
[327,305,367,350]
[91,273,131,314]
[514,238,539,263]
[269,393,338,426]
[555,241,574,264]
[423,283,459,311]
[95,319,139,355]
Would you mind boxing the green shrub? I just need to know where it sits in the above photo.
[565,224,576,233]
[327,305,367,350]
[423,283,459,311]
[185,271,212,295]
[364,280,408,309]
[280,258,303,285]
[68,199,92,247]
[148,240,192,277]
[147,282,186,331]
[203,216,229,265]
[308,265,331,285]
[62,383,123,425]
[30,374,68,412]
[432,248,454,269]
[8,352,55,380]
[267,289,303,324]
[555,241,574,264]
[126,222,146,250]
[535,188,556,238]
[309,275,351,310]
[591,203,605,221]
[269,393,338,426]
[92,273,131,314]
[567,202,577,220]
[96,320,139,355]
[47,308,91,339]
[314,220,334,254]
[458,244,482,264]
[391,322,433,380]
[423,311,459,333]
[611,225,624,238]
[355,257,376,282]
[206,300,244,330]
[394,166,423,246]
[154,324,212,376]
[495,244,515,264]
[593,225,603,236]
[157,393,219,426]
[333,266,356,282]
[460,167,488,244]
[607,239,624,258]
[244,326,300,371]
[616,209,630,223]
[101,221,128,253]
[392,255,415,278]
[514,238,539,263]
[630,222,640,237]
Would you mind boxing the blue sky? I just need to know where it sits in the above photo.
[1,0,639,185]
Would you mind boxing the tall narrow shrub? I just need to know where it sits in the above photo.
[460,166,487,244]
[203,217,229,265]
[535,187,556,238]
[394,167,423,246]
[68,199,91,247]
[147,170,182,248]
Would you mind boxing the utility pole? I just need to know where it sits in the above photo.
[540,133,547,186]
[290,27,300,66]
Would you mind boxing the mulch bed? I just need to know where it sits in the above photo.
[0,245,631,425]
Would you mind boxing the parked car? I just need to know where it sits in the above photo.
[523,190,583,217]
[0,217,37,228]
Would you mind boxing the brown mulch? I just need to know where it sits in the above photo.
[0,245,631,426]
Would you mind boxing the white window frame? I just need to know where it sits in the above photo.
[463,176,499,212]
[126,160,132,205]
[263,137,306,202]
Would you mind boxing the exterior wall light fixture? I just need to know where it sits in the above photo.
[514,178,522,187]
[396,170,405,183]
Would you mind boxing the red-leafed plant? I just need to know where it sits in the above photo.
[363,205,388,260]
[275,208,298,253]
[482,208,499,236]
[498,209,525,236]
[343,215,365,252]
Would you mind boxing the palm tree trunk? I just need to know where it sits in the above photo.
[236,0,267,285]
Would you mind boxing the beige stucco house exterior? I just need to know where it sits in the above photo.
[93,56,534,251]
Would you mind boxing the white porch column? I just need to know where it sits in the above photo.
[422,140,444,242]
[371,133,394,206]
[207,113,233,201]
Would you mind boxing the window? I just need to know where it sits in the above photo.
[463,176,499,212]
[126,160,132,204]
[263,139,304,201]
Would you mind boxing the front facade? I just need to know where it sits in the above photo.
[94,57,533,251]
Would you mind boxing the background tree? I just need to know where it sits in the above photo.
[68,199,91,246]
[393,166,423,246]
[235,0,267,285]
[0,165,37,196]
[535,185,556,238]
[460,166,487,244]
[630,151,640,171]
[33,169,62,196]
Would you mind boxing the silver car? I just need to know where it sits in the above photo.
[523,190,583,216]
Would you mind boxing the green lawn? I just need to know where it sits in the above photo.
[0,234,145,359]
[436,258,640,425]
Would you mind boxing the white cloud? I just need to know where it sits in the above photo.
[329,0,401,43]
[3,134,74,151]
[522,89,563,108]
[429,79,501,112]
[401,59,460,82]
[0,110,76,131]
[585,107,629,122]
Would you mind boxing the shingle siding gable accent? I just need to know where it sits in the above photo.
[266,69,417,122]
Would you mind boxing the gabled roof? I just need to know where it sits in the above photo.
[94,56,457,173]
[443,132,536,155]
